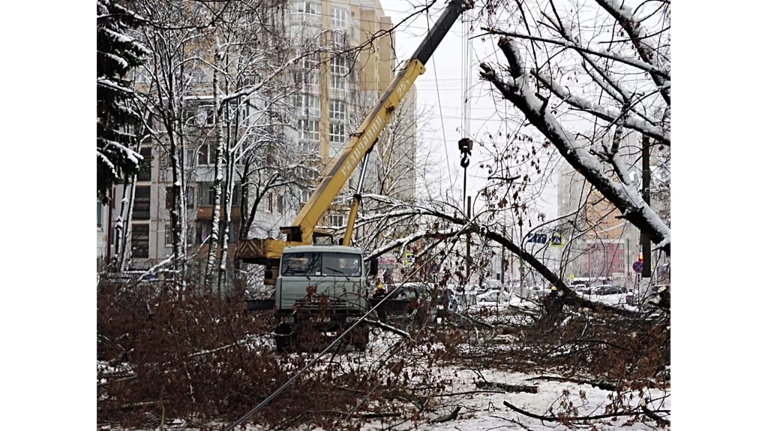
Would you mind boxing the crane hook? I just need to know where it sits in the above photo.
[460,153,470,168]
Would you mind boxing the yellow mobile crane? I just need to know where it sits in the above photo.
[238,0,472,351]
[237,0,473,283]
[238,0,473,351]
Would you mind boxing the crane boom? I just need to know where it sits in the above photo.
[236,0,473,283]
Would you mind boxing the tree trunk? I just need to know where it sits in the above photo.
[117,174,136,272]
[205,53,225,288]
[217,123,236,292]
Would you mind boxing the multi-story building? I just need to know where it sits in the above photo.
[557,134,642,283]
[101,0,417,277]
[556,131,669,285]
[290,0,417,231]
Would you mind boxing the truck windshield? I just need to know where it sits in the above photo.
[281,252,361,277]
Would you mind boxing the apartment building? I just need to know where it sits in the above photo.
[101,0,417,273]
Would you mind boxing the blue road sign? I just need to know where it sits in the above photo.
[632,261,643,273]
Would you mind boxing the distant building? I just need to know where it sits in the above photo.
[556,133,646,284]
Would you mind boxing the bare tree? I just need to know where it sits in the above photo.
[476,0,671,255]
[126,0,224,284]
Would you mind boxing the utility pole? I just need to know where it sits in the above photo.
[459,138,473,286]
[501,225,505,285]
[466,196,472,283]
[642,135,652,279]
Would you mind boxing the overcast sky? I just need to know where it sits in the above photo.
[379,0,561,221]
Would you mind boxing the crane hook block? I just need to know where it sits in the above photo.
[458,137,473,155]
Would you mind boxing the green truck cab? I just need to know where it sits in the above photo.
[273,245,374,352]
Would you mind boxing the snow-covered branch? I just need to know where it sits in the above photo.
[594,0,671,105]
[480,28,669,79]
[532,71,669,146]
[479,37,670,255]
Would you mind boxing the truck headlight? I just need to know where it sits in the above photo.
[284,316,295,324]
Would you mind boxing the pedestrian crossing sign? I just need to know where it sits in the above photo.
[550,233,563,247]
[405,253,414,266]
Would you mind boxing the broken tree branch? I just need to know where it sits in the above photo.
[476,381,539,394]
[504,401,668,423]
[362,318,412,340]
[429,406,461,424]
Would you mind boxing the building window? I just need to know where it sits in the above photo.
[330,122,346,145]
[302,53,319,70]
[299,119,320,141]
[618,263,625,270]
[330,56,347,76]
[231,185,242,206]
[169,147,196,168]
[619,243,624,250]
[184,106,198,125]
[203,105,215,125]
[199,183,215,207]
[276,194,284,214]
[166,187,173,209]
[189,68,206,85]
[197,182,240,207]
[131,224,149,258]
[196,220,211,245]
[134,186,151,220]
[300,140,320,154]
[330,99,346,121]
[297,94,320,117]
[331,75,346,92]
[330,214,345,227]
[97,202,103,229]
[137,148,152,181]
[198,143,217,166]
[165,223,173,246]
[618,254,624,260]
[194,221,234,245]
[294,1,319,15]
[166,186,196,209]
[331,7,347,28]
[331,31,347,47]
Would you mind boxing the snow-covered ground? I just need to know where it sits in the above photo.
[101,327,670,431]
[100,300,668,430]
[357,366,670,430]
